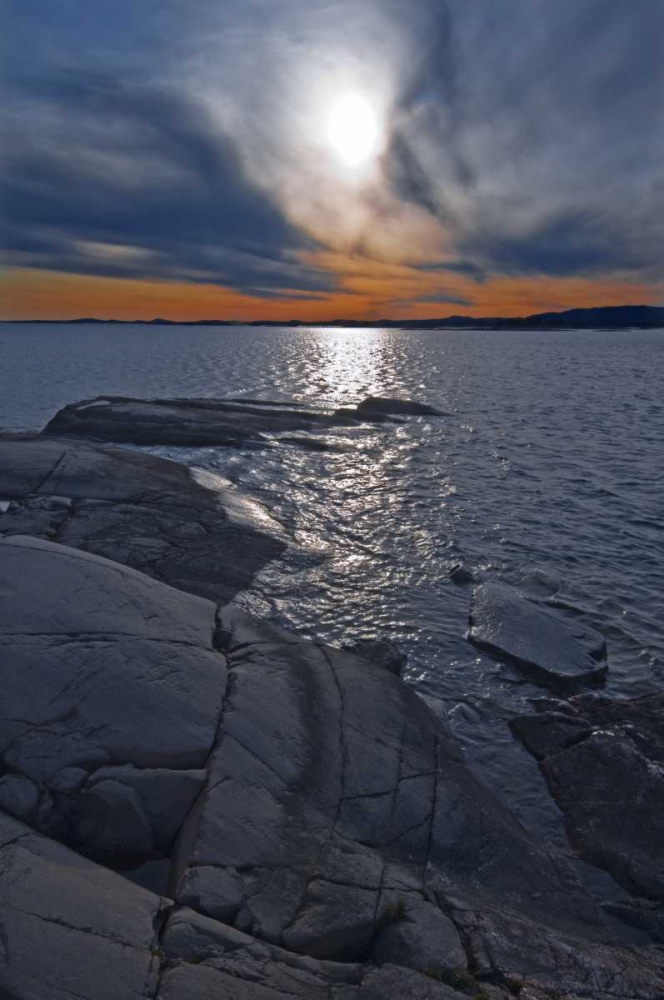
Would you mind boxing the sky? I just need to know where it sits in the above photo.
[1,0,663,321]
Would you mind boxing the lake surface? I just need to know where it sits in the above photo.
[2,322,663,868]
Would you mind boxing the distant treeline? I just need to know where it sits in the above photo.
[4,305,664,329]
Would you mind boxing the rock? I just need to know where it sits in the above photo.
[341,638,407,676]
[0,438,68,497]
[0,535,226,860]
[511,693,664,904]
[86,765,206,853]
[468,583,608,691]
[0,810,163,1000]
[177,864,245,922]
[3,530,664,996]
[0,494,73,539]
[509,711,591,759]
[0,438,286,603]
[172,605,642,979]
[449,562,476,585]
[75,779,156,865]
[0,774,39,822]
[372,899,467,975]
[357,395,445,416]
[41,395,365,447]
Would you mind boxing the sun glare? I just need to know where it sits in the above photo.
[327,94,381,169]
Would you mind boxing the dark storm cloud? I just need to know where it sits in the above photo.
[1,71,334,296]
[386,0,664,283]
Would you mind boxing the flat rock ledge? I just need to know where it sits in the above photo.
[0,437,286,604]
[40,393,445,447]
[1,534,663,999]
[468,583,608,692]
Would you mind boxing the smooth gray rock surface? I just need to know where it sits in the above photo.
[0,438,286,602]
[0,811,164,1000]
[468,583,608,690]
[512,693,664,903]
[0,535,226,863]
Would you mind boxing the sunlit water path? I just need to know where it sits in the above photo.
[2,322,663,869]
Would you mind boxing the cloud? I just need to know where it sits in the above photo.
[2,0,663,314]
[383,0,664,284]
[1,71,335,297]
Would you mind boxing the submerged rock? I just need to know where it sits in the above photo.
[356,395,445,416]
[511,693,664,905]
[468,582,608,691]
[449,561,477,585]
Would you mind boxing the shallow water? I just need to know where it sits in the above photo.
[2,322,663,864]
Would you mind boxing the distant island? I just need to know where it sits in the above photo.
[3,304,664,329]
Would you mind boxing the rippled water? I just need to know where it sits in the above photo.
[2,322,663,865]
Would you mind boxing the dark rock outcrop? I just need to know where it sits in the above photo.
[468,583,608,691]
[511,693,664,906]
[356,395,445,416]
[0,438,286,603]
[41,395,358,447]
[341,637,407,676]
[39,394,444,447]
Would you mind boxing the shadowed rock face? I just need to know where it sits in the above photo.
[468,583,608,691]
[511,693,664,909]
[0,438,286,603]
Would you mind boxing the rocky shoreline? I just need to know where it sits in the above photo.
[0,397,662,999]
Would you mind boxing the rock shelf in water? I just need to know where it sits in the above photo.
[468,582,608,691]
[40,393,444,447]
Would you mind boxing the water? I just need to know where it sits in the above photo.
[2,322,663,866]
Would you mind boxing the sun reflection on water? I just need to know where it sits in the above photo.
[294,326,396,404]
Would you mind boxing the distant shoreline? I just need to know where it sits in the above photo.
[2,304,663,330]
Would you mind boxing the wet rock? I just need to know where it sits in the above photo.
[449,562,476,585]
[41,395,364,447]
[0,438,286,603]
[468,583,608,691]
[357,395,445,416]
[341,637,407,676]
[511,693,664,904]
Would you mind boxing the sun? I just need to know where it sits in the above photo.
[327,94,381,169]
